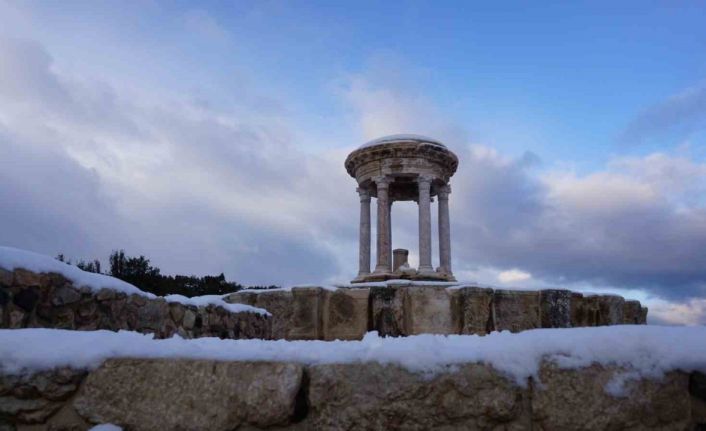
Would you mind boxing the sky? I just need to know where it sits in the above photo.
[1,1,706,324]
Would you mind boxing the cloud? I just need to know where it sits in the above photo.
[336,55,468,145]
[622,83,706,145]
[452,146,706,300]
[497,269,532,283]
[0,35,353,285]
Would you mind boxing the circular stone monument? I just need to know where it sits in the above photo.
[345,134,458,283]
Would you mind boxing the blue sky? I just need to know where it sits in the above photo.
[1,1,706,324]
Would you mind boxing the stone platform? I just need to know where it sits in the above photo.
[226,282,647,340]
[2,358,703,430]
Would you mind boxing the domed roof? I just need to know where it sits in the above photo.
[360,134,447,149]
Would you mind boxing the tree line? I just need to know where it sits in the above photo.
[56,250,278,297]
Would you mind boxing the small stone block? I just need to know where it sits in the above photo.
[403,286,453,335]
[540,289,572,328]
[322,288,369,341]
[494,290,540,333]
[451,286,494,335]
[288,287,323,340]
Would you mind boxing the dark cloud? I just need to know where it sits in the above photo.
[452,147,706,300]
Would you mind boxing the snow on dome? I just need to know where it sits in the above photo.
[0,246,269,315]
[359,134,447,149]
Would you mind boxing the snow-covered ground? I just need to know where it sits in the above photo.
[2,326,705,387]
[0,246,267,315]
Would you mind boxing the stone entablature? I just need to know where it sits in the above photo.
[0,267,270,340]
[2,358,702,430]
[345,135,459,283]
[226,283,648,340]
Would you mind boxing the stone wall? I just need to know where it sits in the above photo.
[0,268,270,340]
[226,284,647,340]
[1,358,703,430]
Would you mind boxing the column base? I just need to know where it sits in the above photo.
[351,270,455,283]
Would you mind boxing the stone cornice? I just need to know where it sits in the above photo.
[345,141,458,180]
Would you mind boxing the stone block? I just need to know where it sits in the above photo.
[597,295,625,325]
[532,362,691,430]
[494,290,540,333]
[96,288,116,301]
[288,287,323,340]
[254,290,294,340]
[540,289,572,328]
[369,286,406,337]
[403,286,453,335]
[306,362,530,430]
[622,300,642,324]
[451,286,494,335]
[73,359,303,431]
[168,302,185,324]
[182,309,196,329]
[51,286,81,306]
[224,291,258,307]
[639,306,648,324]
[13,269,41,287]
[571,293,597,327]
[322,288,369,340]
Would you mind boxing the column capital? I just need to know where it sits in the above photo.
[417,174,434,184]
[438,184,451,200]
[356,187,371,202]
[373,176,392,189]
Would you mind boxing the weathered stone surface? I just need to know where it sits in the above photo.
[2,268,270,340]
[640,306,648,324]
[403,286,453,335]
[623,300,643,324]
[494,290,540,333]
[95,288,116,301]
[254,290,294,340]
[288,287,322,340]
[74,359,303,431]
[532,363,691,430]
[451,286,494,335]
[369,286,406,337]
[571,293,595,327]
[540,289,572,328]
[226,291,258,307]
[0,267,13,286]
[182,308,196,329]
[597,294,625,325]
[12,269,41,287]
[322,288,369,340]
[51,287,81,306]
[0,368,86,425]
[306,362,530,430]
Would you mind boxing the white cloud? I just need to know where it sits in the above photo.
[497,269,532,283]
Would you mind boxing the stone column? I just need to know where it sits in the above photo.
[438,184,453,278]
[356,187,371,277]
[388,200,393,270]
[374,176,391,274]
[417,175,434,275]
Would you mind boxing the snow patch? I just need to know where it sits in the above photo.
[2,326,706,387]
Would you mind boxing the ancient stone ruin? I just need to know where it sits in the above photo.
[346,134,458,282]
[3,135,706,430]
